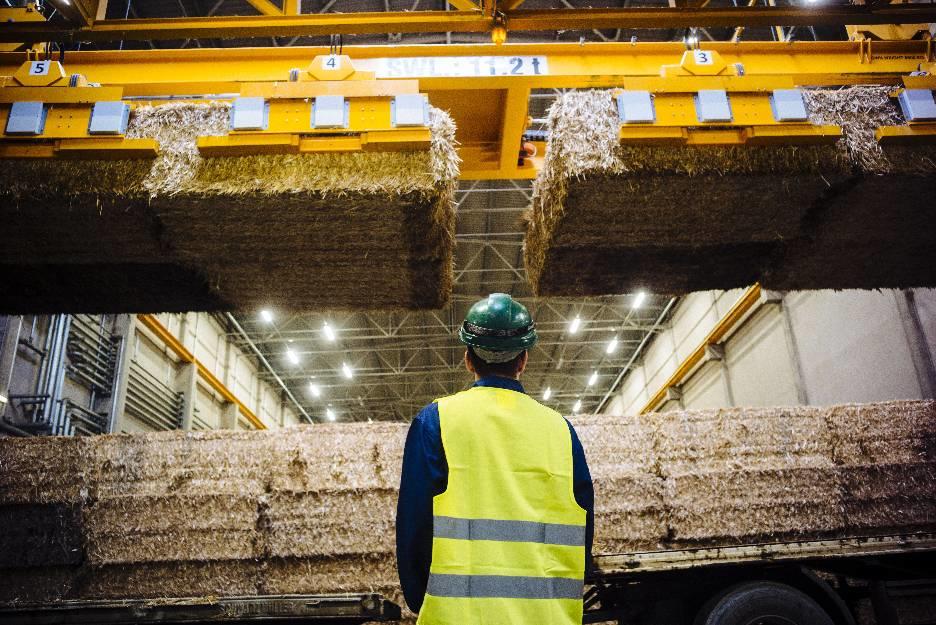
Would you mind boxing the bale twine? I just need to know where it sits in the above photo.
[0,102,458,313]
[525,88,936,296]
[0,400,932,611]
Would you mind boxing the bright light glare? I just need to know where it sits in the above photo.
[568,316,581,335]
[606,337,619,354]
[342,362,354,379]
[285,348,299,365]
[542,387,552,401]
[260,309,274,323]
[326,408,336,421]
[573,400,582,413]
[308,382,321,398]
[632,291,647,309]
[322,322,336,342]
[588,371,599,387]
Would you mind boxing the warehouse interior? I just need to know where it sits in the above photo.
[1,1,935,624]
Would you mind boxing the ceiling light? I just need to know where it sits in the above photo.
[326,408,336,421]
[573,399,582,413]
[308,382,321,398]
[588,371,599,386]
[606,337,619,354]
[542,387,552,401]
[568,316,581,335]
[322,322,336,342]
[285,348,300,365]
[632,291,647,309]
[342,362,353,379]
[260,309,274,323]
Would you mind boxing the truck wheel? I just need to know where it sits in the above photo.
[694,581,836,625]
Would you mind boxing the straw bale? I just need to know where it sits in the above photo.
[526,88,936,295]
[0,102,458,313]
[86,529,259,565]
[0,566,81,603]
[653,406,834,462]
[842,463,936,533]
[662,456,845,542]
[80,560,259,599]
[85,494,258,535]
[264,490,396,557]
[86,430,271,497]
[259,555,398,595]
[0,435,88,504]
[825,401,936,465]
[0,504,83,568]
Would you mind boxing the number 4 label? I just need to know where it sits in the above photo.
[693,50,714,66]
[324,55,341,70]
[29,61,50,76]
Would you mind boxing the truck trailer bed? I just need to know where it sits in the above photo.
[0,593,401,625]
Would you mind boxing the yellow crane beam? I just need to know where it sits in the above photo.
[0,41,933,179]
[3,5,936,43]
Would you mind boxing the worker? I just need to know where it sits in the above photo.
[396,293,595,625]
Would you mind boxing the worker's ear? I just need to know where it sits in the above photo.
[516,351,529,376]
[464,349,476,374]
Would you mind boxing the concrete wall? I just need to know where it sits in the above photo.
[606,288,936,415]
[0,312,301,435]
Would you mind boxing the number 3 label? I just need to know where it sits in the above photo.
[324,55,341,70]
[29,61,50,76]
[693,50,713,66]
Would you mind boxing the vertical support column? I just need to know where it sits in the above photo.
[220,401,239,430]
[498,87,531,174]
[0,316,22,416]
[895,290,936,399]
[107,315,136,433]
[776,292,809,405]
[178,363,197,431]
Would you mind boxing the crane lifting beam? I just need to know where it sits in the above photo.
[1,41,934,179]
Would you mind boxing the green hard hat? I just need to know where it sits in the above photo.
[459,293,537,353]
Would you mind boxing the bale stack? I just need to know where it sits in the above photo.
[0,101,459,313]
[525,88,936,296]
[0,400,933,608]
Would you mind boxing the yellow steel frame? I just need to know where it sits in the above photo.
[0,41,933,178]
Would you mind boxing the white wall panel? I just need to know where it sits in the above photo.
[725,305,799,407]
[681,361,729,409]
[787,290,923,404]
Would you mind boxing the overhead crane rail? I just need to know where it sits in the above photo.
[0,41,934,178]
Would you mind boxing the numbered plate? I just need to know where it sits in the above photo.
[29,61,51,76]
[692,50,715,66]
[375,56,548,78]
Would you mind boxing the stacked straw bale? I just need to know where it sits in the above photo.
[0,101,458,313]
[0,400,933,614]
[525,88,936,296]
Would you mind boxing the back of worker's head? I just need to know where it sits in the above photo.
[458,293,537,380]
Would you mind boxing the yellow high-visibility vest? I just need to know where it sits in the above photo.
[416,385,587,625]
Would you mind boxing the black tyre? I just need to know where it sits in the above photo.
[693,581,836,625]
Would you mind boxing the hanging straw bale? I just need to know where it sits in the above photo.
[767,87,936,290]
[526,88,936,296]
[525,89,849,296]
[0,101,458,313]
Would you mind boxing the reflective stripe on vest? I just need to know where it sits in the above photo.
[417,385,587,625]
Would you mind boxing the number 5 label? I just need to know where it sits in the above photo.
[324,55,341,70]
[29,61,50,76]
[693,50,713,66]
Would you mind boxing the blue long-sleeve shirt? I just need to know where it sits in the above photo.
[395,375,595,614]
